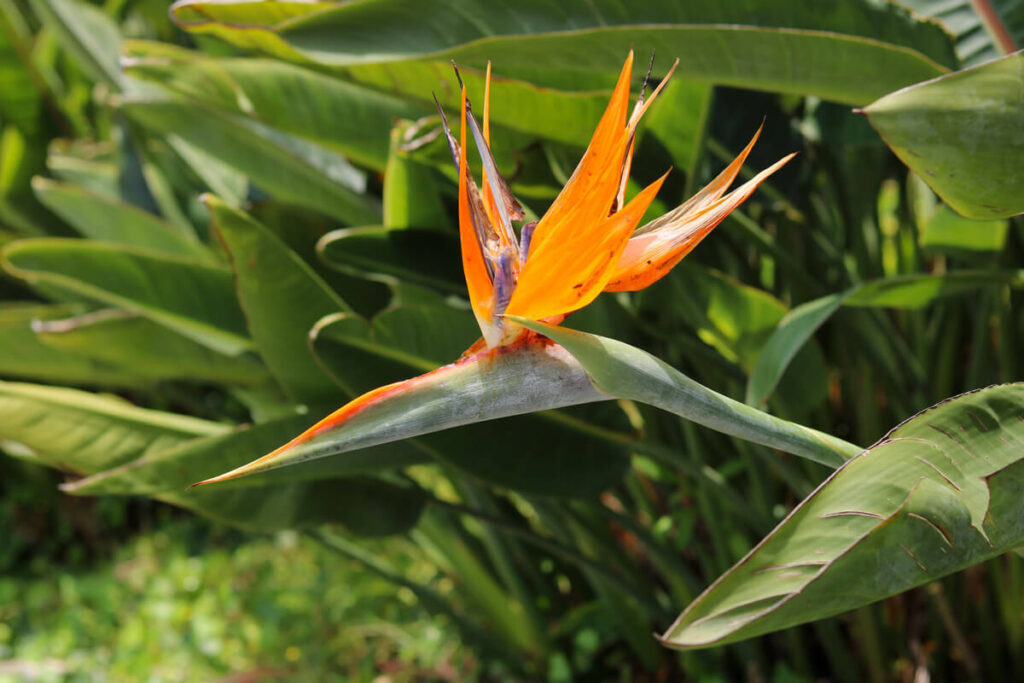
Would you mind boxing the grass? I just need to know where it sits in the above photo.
[0,515,473,682]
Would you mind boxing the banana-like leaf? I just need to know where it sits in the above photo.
[173,475,426,535]
[63,412,427,496]
[382,123,448,229]
[662,382,1024,648]
[206,196,349,404]
[0,381,426,535]
[863,52,1024,219]
[122,98,381,225]
[920,205,1009,258]
[747,271,1024,406]
[170,0,957,105]
[900,0,1023,65]
[121,40,422,171]
[31,178,209,259]
[639,265,829,416]
[33,308,271,386]
[0,303,152,386]
[0,380,227,473]
[1,238,252,355]
[28,0,121,87]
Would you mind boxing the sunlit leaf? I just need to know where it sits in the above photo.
[662,383,1024,648]
[863,52,1024,219]
[1,238,252,355]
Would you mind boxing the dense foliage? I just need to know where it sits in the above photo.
[1,0,1022,679]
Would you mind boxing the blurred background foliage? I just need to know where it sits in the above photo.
[0,0,1022,680]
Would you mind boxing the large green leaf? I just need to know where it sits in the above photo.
[746,271,1023,406]
[28,0,121,87]
[920,205,1009,258]
[33,308,271,386]
[863,52,1024,219]
[899,0,1023,65]
[206,196,349,405]
[0,383,424,535]
[662,383,1024,648]
[171,0,958,105]
[31,178,209,259]
[641,265,829,416]
[121,40,422,170]
[0,303,150,386]
[122,98,381,225]
[1,238,252,355]
[62,412,428,496]
[0,380,226,473]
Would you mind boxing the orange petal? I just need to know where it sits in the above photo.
[606,153,795,292]
[458,85,496,330]
[506,171,668,321]
[526,51,635,257]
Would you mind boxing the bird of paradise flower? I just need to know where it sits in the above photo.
[194,51,796,486]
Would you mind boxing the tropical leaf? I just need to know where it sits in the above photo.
[62,412,426,497]
[863,51,1024,220]
[899,0,1022,65]
[122,98,381,225]
[170,0,958,104]
[33,308,271,386]
[0,379,226,473]
[661,383,1024,648]
[1,238,252,355]
[121,40,422,170]
[31,177,209,259]
[920,205,1009,258]
[206,196,349,405]
[318,226,463,295]
[28,0,121,87]
[0,303,151,386]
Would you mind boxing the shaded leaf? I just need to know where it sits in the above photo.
[899,0,1023,65]
[123,98,381,224]
[206,196,349,404]
[34,308,271,386]
[32,177,209,259]
[318,226,464,295]
[747,271,1023,406]
[63,412,427,496]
